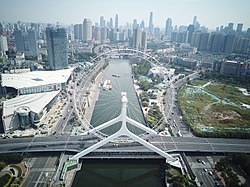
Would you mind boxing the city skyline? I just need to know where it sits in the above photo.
[0,0,250,30]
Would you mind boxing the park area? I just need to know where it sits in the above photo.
[179,79,250,138]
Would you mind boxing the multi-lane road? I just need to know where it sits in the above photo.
[1,135,250,155]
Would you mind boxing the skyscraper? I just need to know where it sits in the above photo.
[28,29,38,57]
[46,28,68,70]
[148,12,153,34]
[0,35,8,53]
[109,18,113,28]
[227,23,234,33]
[165,18,172,37]
[83,18,92,42]
[100,16,105,28]
[193,16,197,26]
[14,30,25,52]
[133,27,142,50]
[115,14,119,30]
[236,23,243,33]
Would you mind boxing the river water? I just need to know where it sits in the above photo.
[90,59,146,135]
[72,59,165,187]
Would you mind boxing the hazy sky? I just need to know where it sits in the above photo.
[1,0,249,30]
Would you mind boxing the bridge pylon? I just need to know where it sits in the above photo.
[70,92,177,165]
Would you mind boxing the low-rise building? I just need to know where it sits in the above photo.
[1,68,74,132]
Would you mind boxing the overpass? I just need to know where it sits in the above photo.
[1,134,250,155]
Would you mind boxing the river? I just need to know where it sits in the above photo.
[72,59,166,187]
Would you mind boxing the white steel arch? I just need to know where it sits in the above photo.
[70,92,177,164]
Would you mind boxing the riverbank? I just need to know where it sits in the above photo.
[84,64,109,122]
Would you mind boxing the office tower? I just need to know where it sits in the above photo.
[109,18,113,28]
[165,18,172,37]
[100,27,107,42]
[46,28,68,70]
[140,20,145,29]
[100,16,105,28]
[227,23,234,33]
[0,35,8,53]
[74,24,80,40]
[236,23,243,33]
[28,29,38,57]
[133,27,142,49]
[93,27,101,41]
[187,25,195,44]
[14,30,25,52]
[141,31,147,51]
[132,19,138,29]
[148,12,153,34]
[193,16,197,26]
[83,18,92,42]
[115,14,118,29]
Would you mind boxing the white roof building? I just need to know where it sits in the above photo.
[147,66,175,79]
[1,68,73,90]
[2,91,60,132]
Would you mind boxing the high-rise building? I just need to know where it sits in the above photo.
[14,30,25,52]
[100,27,108,42]
[133,27,142,49]
[211,33,222,52]
[141,31,147,51]
[115,14,118,29]
[236,23,243,33]
[165,18,172,37]
[223,34,236,53]
[46,28,68,70]
[100,16,105,28]
[148,12,153,34]
[109,18,113,28]
[187,25,195,44]
[227,23,234,33]
[132,19,138,29]
[140,20,145,29]
[93,27,101,41]
[198,33,209,51]
[0,23,3,35]
[83,18,92,42]
[0,35,8,53]
[28,29,38,57]
[193,16,197,26]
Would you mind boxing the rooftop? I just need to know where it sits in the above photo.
[2,90,60,117]
[1,68,73,89]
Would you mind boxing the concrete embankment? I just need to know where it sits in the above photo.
[84,64,109,122]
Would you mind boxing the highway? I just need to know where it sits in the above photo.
[1,135,250,156]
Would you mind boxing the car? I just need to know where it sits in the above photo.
[197,158,201,163]
[203,168,207,172]
[208,171,213,176]
[201,161,206,165]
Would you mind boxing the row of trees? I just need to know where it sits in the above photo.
[215,155,249,187]
[200,70,250,91]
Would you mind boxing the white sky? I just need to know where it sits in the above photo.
[1,0,250,30]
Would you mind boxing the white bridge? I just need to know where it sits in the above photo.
[70,92,179,166]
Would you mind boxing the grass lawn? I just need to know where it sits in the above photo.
[179,80,250,138]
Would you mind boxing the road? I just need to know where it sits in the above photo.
[186,155,223,187]
[1,135,250,155]
[23,154,58,187]
[163,71,199,136]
